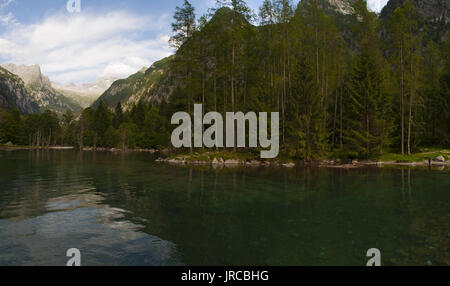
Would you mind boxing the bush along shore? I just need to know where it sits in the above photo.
[155,150,450,168]
[0,143,159,153]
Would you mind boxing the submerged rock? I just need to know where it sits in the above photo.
[212,158,223,165]
[224,159,242,165]
[245,160,262,166]
[282,162,295,168]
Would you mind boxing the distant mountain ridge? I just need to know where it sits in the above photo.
[52,77,117,97]
[1,64,52,88]
[0,66,40,113]
[1,63,82,114]
[53,77,116,109]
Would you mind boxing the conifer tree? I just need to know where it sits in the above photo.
[344,0,388,158]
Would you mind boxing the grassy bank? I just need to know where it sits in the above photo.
[377,149,450,163]
[158,148,450,168]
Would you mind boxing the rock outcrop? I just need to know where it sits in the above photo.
[0,67,40,113]
[381,0,450,23]
[1,64,82,114]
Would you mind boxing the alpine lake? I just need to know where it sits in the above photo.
[0,150,448,266]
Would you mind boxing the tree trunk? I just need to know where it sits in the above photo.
[231,41,236,151]
[332,88,338,149]
[340,85,343,149]
[407,50,414,155]
[400,41,405,155]
[187,69,193,154]
[282,51,286,148]
[407,29,414,155]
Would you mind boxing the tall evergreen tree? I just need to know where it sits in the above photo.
[170,0,197,152]
[343,0,389,158]
[113,102,124,129]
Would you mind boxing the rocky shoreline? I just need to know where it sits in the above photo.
[156,155,450,169]
[2,144,449,169]
[156,156,296,168]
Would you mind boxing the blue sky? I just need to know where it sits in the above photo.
[0,0,388,84]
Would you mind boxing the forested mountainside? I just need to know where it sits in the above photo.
[1,0,449,160]
[1,64,82,114]
[0,67,40,114]
[92,56,174,110]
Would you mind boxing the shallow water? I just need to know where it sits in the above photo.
[0,150,448,266]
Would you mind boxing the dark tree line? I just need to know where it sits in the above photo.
[0,101,170,150]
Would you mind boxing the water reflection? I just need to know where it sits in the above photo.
[0,150,449,266]
[0,151,180,266]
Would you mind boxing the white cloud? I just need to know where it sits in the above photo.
[101,56,151,78]
[367,0,389,13]
[0,12,14,25]
[0,10,172,84]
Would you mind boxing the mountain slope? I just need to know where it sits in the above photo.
[52,77,115,108]
[381,0,450,21]
[0,67,40,113]
[1,64,83,114]
[92,56,174,110]
[380,0,449,42]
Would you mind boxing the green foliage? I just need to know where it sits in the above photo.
[0,109,21,144]
[378,150,450,163]
[0,108,61,146]
[170,0,197,49]
[65,99,171,150]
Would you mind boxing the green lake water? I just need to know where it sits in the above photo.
[0,150,448,266]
